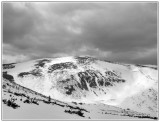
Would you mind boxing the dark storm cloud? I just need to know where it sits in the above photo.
[3,2,157,64]
[3,3,32,42]
[81,3,157,52]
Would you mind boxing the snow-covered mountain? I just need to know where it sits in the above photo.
[2,56,158,119]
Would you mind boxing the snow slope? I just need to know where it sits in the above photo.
[2,56,158,119]
[2,78,157,120]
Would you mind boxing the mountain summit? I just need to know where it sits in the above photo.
[3,56,158,117]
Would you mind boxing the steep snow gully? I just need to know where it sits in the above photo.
[3,56,158,117]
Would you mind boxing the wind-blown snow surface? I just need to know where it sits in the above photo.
[3,78,155,120]
[3,56,158,118]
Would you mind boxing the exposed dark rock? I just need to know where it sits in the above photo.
[32,99,39,105]
[18,72,30,77]
[35,59,51,68]
[89,78,97,88]
[98,79,104,86]
[136,64,157,70]
[3,63,16,69]
[78,72,88,90]
[43,100,51,104]
[75,56,96,65]
[24,99,31,104]
[3,72,14,82]
[77,82,82,89]
[105,81,112,86]
[48,62,77,73]
[64,109,84,117]
[2,84,6,89]
[105,71,119,77]
[55,102,65,107]
[72,102,77,105]
[3,99,20,109]
[64,85,75,95]
[18,69,42,77]
[14,92,26,97]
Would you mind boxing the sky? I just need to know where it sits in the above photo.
[3,2,158,65]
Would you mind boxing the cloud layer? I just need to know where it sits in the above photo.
[3,2,157,64]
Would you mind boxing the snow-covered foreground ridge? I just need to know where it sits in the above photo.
[3,56,158,117]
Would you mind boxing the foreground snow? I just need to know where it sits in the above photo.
[2,78,157,120]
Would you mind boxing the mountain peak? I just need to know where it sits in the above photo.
[2,56,158,117]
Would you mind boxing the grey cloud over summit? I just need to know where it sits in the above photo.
[3,2,157,64]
